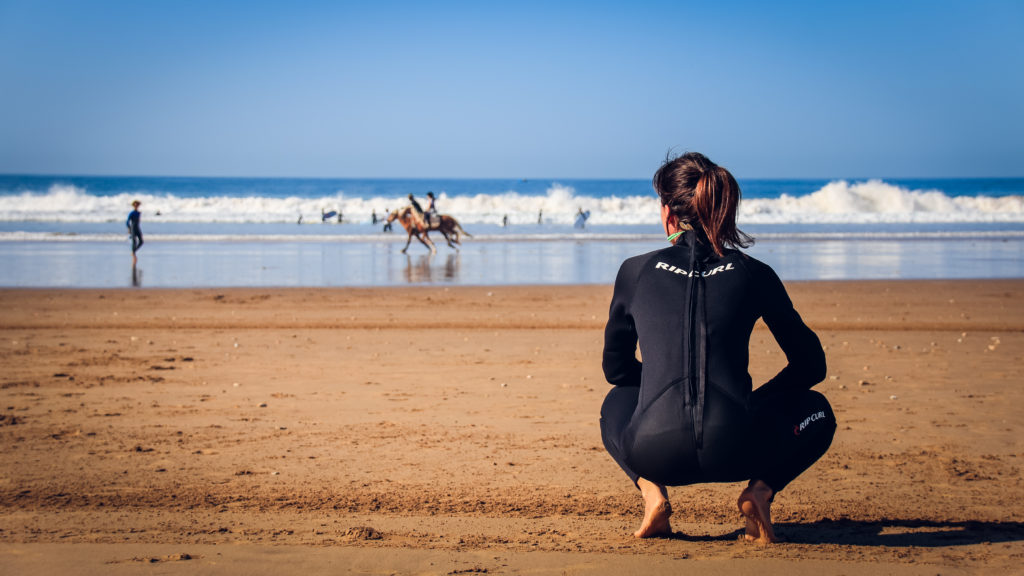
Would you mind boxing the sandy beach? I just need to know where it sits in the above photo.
[1,281,1022,575]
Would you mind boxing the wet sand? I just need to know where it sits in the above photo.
[1,281,1022,574]
[4,232,1024,288]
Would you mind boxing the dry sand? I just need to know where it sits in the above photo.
[1,281,1022,575]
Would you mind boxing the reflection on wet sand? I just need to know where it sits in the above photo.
[3,236,1023,288]
[403,253,460,284]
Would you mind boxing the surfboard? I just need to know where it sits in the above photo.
[574,210,590,228]
[322,211,338,221]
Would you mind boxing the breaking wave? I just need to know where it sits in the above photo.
[0,180,1021,225]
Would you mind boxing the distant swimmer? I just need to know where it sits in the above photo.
[126,200,143,265]
[575,207,591,229]
[372,210,378,225]
[538,209,543,225]
[502,214,509,227]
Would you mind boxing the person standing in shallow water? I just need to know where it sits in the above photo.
[600,152,836,542]
[126,200,144,265]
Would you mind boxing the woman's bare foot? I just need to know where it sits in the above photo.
[634,477,672,538]
[743,514,760,541]
[737,480,782,544]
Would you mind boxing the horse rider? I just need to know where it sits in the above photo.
[408,194,427,229]
[425,191,439,227]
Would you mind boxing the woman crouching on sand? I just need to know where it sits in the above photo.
[599,152,836,543]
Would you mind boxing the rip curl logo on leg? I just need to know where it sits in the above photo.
[793,411,827,436]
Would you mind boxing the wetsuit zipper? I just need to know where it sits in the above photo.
[685,234,707,449]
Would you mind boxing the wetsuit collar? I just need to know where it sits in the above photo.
[673,229,715,260]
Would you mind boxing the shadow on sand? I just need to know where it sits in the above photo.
[667,519,1024,547]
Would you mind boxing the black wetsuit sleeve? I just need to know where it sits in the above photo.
[750,264,826,407]
[602,259,642,387]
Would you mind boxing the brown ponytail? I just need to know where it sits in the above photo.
[652,152,753,256]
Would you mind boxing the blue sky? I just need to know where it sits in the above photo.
[0,0,1021,178]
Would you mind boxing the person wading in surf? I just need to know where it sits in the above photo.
[126,200,144,265]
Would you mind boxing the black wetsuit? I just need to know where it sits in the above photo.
[600,230,835,493]
[126,210,143,254]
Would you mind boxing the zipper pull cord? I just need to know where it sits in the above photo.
[686,236,707,449]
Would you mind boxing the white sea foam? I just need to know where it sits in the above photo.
[0,181,1021,225]
[740,179,1024,223]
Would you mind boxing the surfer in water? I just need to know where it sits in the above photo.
[600,152,835,542]
[575,207,590,228]
[126,200,143,265]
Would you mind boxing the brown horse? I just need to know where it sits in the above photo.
[385,206,472,254]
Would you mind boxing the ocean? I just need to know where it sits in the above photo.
[0,175,1022,287]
